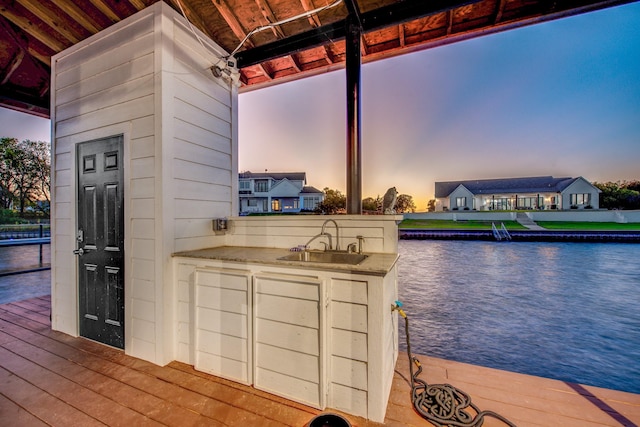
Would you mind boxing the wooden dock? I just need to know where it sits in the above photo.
[1,296,638,426]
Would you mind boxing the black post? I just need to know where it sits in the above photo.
[345,15,362,214]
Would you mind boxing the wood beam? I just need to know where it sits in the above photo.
[89,0,121,23]
[1,49,25,85]
[399,23,405,47]
[0,3,67,51]
[51,0,102,33]
[166,0,215,40]
[16,0,83,44]
[129,0,149,11]
[290,54,302,72]
[211,0,254,48]
[298,0,333,65]
[236,0,482,67]
[494,0,508,23]
[447,9,454,35]
[253,0,285,38]
[299,0,321,27]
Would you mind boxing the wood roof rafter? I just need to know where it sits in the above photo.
[16,0,82,44]
[52,0,103,34]
[0,3,66,52]
[89,0,121,23]
[298,0,335,64]
[253,0,285,38]
[167,0,214,39]
[493,0,508,23]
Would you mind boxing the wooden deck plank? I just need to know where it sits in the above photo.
[1,296,639,427]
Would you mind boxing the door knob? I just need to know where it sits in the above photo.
[73,248,84,256]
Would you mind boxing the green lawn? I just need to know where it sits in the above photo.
[399,219,527,230]
[535,221,640,230]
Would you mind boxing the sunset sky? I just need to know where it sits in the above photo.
[2,2,639,211]
[238,2,640,209]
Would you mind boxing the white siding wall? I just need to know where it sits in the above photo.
[560,177,600,209]
[51,3,236,365]
[448,186,474,210]
[225,215,402,254]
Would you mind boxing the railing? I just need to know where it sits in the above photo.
[0,224,51,276]
[0,224,51,240]
[492,222,512,241]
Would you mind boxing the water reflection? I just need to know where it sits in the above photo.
[398,240,640,393]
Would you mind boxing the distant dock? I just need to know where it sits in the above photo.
[399,229,640,242]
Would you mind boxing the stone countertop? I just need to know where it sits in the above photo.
[172,246,399,276]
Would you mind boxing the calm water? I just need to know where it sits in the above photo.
[397,240,640,394]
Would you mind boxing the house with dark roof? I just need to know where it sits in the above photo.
[238,171,324,214]
[434,176,600,211]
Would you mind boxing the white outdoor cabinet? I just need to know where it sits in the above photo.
[174,255,399,422]
[50,2,238,365]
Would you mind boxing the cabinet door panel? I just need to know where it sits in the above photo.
[254,273,323,408]
[195,268,251,384]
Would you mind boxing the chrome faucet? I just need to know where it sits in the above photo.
[305,232,330,251]
[321,219,340,251]
[347,235,365,254]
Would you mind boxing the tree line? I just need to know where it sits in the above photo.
[593,181,640,210]
[1,137,51,216]
[315,188,416,214]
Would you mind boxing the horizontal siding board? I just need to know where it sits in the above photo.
[174,99,231,139]
[54,14,155,79]
[255,276,319,300]
[255,294,319,329]
[174,78,231,124]
[196,287,247,314]
[255,318,319,356]
[130,199,155,219]
[131,238,155,260]
[331,279,367,304]
[331,329,368,362]
[130,219,154,239]
[130,178,155,199]
[332,302,367,333]
[174,139,230,169]
[131,157,155,179]
[329,383,368,418]
[56,75,155,122]
[173,118,231,155]
[174,199,226,219]
[196,268,249,291]
[131,258,154,281]
[173,180,231,202]
[173,158,230,185]
[56,50,154,105]
[196,328,247,362]
[255,343,319,384]
[131,136,155,159]
[196,308,247,338]
[331,356,367,390]
[56,97,154,138]
[255,367,319,407]
[172,41,231,106]
[195,351,248,382]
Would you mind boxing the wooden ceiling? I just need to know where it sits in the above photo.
[0,0,635,118]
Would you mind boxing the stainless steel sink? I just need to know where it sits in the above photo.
[279,250,368,265]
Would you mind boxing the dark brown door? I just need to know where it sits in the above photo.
[76,136,124,348]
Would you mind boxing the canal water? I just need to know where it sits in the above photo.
[397,240,640,394]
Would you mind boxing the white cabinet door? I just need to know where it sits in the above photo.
[194,268,252,384]
[254,273,324,408]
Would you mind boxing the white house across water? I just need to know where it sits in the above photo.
[238,171,324,214]
[435,176,601,211]
[50,3,400,422]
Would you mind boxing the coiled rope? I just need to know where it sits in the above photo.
[395,302,517,427]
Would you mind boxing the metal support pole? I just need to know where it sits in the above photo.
[345,15,362,214]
